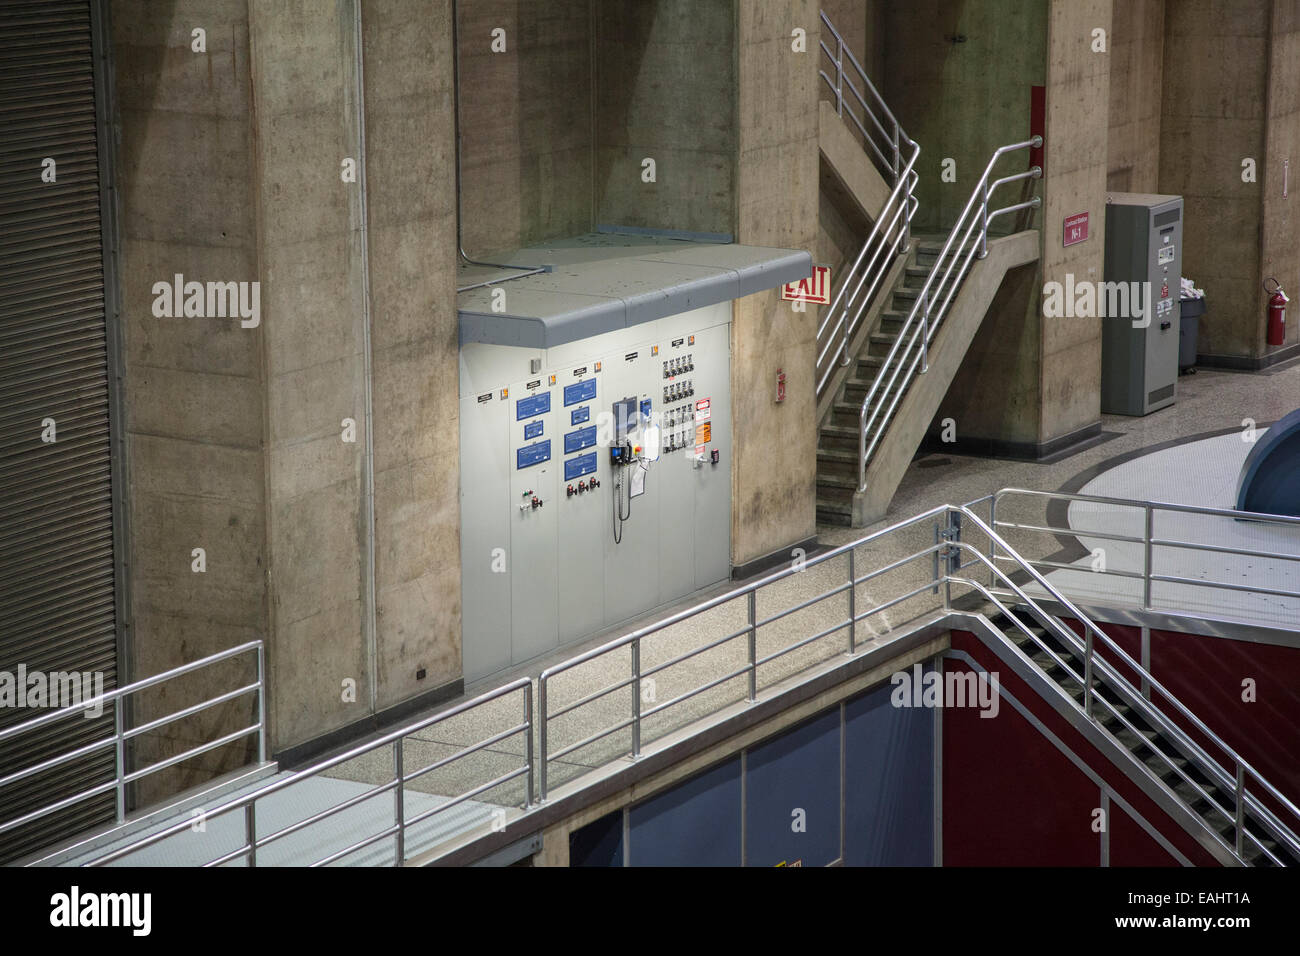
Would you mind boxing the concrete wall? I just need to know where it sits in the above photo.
[249,0,369,749]
[882,0,1048,235]
[595,1,735,235]
[115,0,461,777]
[361,0,463,712]
[1159,0,1268,359]
[1039,0,1110,445]
[1259,0,1300,352]
[457,0,594,257]
[112,0,267,794]
[1107,0,1164,192]
[732,0,820,565]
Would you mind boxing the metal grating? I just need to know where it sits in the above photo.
[0,0,119,863]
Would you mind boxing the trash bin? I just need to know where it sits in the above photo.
[1179,296,1205,374]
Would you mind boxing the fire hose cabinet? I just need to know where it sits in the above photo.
[1101,193,1183,415]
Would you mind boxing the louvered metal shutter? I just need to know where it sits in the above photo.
[0,0,121,863]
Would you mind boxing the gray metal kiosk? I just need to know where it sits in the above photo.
[1102,192,1184,415]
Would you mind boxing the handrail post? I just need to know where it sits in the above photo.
[902,174,913,254]
[256,642,267,764]
[523,681,534,808]
[835,37,844,116]
[1084,628,1094,720]
[979,176,990,259]
[245,803,257,867]
[631,638,642,759]
[847,548,857,655]
[746,590,758,702]
[1142,505,1154,609]
[394,738,405,865]
[892,123,900,185]
[113,700,125,822]
[988,495,998,589]
[538,676,549,803]
[1235,762,1246,857]
[920,289,929,373]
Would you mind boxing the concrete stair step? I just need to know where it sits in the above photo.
[816,471,859,490]
[867,332,899,357]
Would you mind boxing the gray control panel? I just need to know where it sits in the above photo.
[459,303,732,681]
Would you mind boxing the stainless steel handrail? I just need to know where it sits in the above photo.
[856,139,1042,492]
[0,640,266,838]
[87,677,533,867]
[537,501,954,800]
[989,487,1300,610]
[62,489,1300,866]
[815,148,920,397]
[965,499,1300,861]
[814,10,919,403]
[818,10,905,184]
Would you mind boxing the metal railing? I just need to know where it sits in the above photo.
[818,11,907,186]
[538,503,953,802]
[815,11,919,402]
[963,493,1300,863]
[87,678,532,867]
[855,139,1042,492]
[988,487,1300,616]
[31,491,1300,866]
[815,146,919,398]
[0,641,265,843]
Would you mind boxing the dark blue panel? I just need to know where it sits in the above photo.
[523,420,543,440]
[844,676,935,867]
[516,392,550,420]
[569,810,623,867]
[1237,407,1300,516]
[571,405,590,426]
[564,452,597,481]
[628,758,741,866]
[515,440,550,469]
[564,378,597,406]
[564,424,597,454]
[745,709,841,867]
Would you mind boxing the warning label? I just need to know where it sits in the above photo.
[696,397,711,423]
[695,422,711,444]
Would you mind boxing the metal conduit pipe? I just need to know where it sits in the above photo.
[450,0,551,292]
[353,0,378,713]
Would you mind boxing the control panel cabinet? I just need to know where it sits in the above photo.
[459,302,732,681]
[1102,192,1183,416]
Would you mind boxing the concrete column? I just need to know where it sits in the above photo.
[249,0,370,748]
[1107,0,1165,193]
[360,0,463,711]
[1258,0,1300,353]
[1039,0,1111,446]
[733,0,820,566]
[1159,0,1269,361]
[112,0,268,798]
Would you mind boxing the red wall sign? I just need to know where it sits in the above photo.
[1063,212,1089,247]
[782,266,831,305]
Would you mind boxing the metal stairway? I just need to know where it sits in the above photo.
[816,140,1043,528]
[817,235,965,524]
[980,600,1300,865]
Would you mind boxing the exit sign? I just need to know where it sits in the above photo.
[1064,212,1089,247]
[782,265,831,305]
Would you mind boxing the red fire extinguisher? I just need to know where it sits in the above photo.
[1266,277,1288,346]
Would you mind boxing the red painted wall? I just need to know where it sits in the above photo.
[1067,620,1300,818]
[945,630,1221,866]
